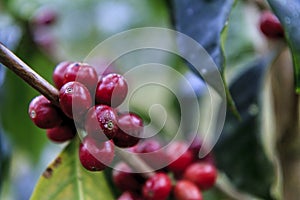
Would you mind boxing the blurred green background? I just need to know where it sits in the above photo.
[0,0,286,199]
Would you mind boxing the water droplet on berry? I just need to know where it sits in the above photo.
[106,120,114,130]
[66,87,73,93]
[30,110,37,118]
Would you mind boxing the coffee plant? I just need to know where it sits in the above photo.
[0,0,299,200]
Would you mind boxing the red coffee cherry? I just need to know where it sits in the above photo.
[95,73,128,107]
[142,173,172,200]
[259,11,284,39]
[118,191,142,200]
[133,139,168,170]
[113,113,143,148]
[59,81,92,120]
[88,58,118,76]
[188,137,215,164]
[134,139,161,153]
[28,95,63,129]
[53,61,73,89]
[85,105,118,141]
[183,162,217,190]
[63,62,98,92]
[79,137,114,171]
[113,162,144,193]
[174,180,203,200]
[166,141,193,175]
[32,8,57,26]
[46,122,76,143]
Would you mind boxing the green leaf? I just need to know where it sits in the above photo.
[30,138,114,200]
[171,0,235,70]
[214,59,275,199]
[267,0,300,93]
[171,0,240,118]
[224,1,255,71]
[0,132,11,192]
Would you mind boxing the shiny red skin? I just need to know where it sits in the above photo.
[259,11,284,39]
[46,122,76,143]
[53,61,73,89]
[59,81,92,120]
[142,173,172,200]
[79,137,114,171]
[113,113,143,148]
[28,95,63,129]
[133,139,168,170]
[174,180,203,200]
[85,105,118,141]
[183,162,217,190]
[32,8,57,26]
[118,191,142,200]
[95,73,128,107]
[113,162,144,192]
[134,139,161,153]
[63,62,98,92]
[166,141,193,175]
[188,137,215,164]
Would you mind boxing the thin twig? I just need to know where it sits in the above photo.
[0,43,60,107]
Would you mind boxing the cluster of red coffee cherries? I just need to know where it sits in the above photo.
[28,61,143,171]
[28,61,217,199]
[259,10,284,39]
[114,138,217,200]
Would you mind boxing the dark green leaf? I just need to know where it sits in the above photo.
[0,131,11,192]
[214,59,275,199]
[171,0,235,71]
[267,0,300,93]
[30,138,114,200]
[171,0,241,119]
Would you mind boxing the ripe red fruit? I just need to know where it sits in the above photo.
[113,113,143,148]
[188,137,215,164]
[166,141,193,175]
[85,105,118,141]
[118,191,142,200]
[134,139,161,153]
[113,162,144,192]
[174,180,203,200]
[95,73,128,107]
[32,8,57,26]
[28,95,63,129]
[79,137,114,171]
[183,162,217,190]
[53,61,73,89]
[142,173,172,200]
[259,11,284,39]
[63,62,98,92]
[46,122,76,143]
[59,81,92,120]
[133,139,168,170]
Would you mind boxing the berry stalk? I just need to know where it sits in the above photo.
[116,148,155,178]
[0,43,60,107]
[0,42,154,178]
